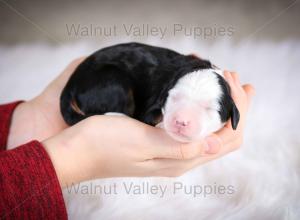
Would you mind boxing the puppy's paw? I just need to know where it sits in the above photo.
[104,112,127,117]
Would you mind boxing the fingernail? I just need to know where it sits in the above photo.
[204,136,220,154]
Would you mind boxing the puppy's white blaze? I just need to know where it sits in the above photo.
[162,68,224,142]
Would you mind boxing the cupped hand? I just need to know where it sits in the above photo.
[43,70,254,187]
[7,57,254,186]
[7,58,86,148]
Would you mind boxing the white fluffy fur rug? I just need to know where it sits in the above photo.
[1,39,300,220]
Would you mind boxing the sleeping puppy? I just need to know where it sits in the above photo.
[60,42,239,142]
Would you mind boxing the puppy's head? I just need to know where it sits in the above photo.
[162,69,239,142]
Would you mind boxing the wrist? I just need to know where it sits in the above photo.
[7,101,36,149]
[7,96,68,149]
[43,123,98,188]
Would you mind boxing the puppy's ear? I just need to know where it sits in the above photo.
[230,99,240,130]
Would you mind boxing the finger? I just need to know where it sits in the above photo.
[49,57,86,92]
[180,137,240,174]
[205,85,253,151]
[241,84,255,111]
[230,72,240,85]
[223,70,233,82]
[145,129,244,176]
[207,128,234,149]
[225,72,247,114]
[144,127,183,159]
[224,71,239,95]
[149,131,222,161]
[145,155,209,177]
[207,85,255,154]
[205,107,245,149]
[230,72,245,91]
[147,128,208,160]
[146,143,226,177]
[145,157,203,177]
[65,57,86,73]
[60,57,86,80]
[243,84,255,99]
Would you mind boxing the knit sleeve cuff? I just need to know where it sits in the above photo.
[0,140,67,219]
[0,101,23,150]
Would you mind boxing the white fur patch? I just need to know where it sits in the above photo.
[162,68,224,141]
[170,69,222,109]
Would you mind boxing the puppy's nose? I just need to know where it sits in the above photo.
[174,118,190,127]
[173,115,191,129]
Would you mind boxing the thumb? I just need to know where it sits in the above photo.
[147,128,213,159]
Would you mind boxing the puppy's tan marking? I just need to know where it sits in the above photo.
[70,99,85,116]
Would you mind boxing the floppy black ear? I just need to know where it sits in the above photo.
[230,99,240,130]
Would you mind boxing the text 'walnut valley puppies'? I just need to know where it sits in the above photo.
[60,42,239,143]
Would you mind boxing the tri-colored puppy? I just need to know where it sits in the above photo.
[60,42,239,142]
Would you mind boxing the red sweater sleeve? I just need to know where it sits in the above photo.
[0,102,67,220]
[0,101,22,150]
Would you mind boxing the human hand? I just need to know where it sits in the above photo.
[7,58,85,148]
[43,73,254,187]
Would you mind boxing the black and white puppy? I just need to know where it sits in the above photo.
[60,42,239,142]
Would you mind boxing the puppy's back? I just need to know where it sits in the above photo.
[60,42,182,125]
